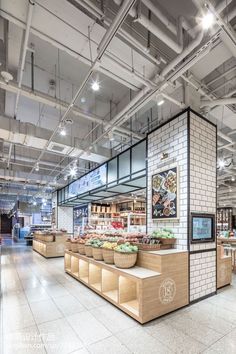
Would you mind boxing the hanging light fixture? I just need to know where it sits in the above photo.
[35,162,39,171]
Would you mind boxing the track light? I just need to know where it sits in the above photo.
[60,127,66,136]
[33,201,37,206]
[69,167,77,178]
[91,80,100,91]
[231,176,235,182]
[42,198,46,203]
[35,163,39,171]
[201,12,214,30]
[156,94,165,106]
[218,160,225,169]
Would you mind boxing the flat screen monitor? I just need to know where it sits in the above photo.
[191,213,215,243]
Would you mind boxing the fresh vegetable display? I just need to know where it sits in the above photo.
[152,228,175,239]
[103,241,117,249]
[115,242,138,253]
[91,239,104,248]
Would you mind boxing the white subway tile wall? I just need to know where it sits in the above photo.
[189,112,217,301]
[147,110,217,302]
[57,206,73,233]
[190,251,216,301]
[147,112,188,250]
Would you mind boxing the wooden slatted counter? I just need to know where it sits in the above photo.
[64,249,188,323]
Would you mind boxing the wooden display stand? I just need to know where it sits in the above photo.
[217,245,232,289]
[64,249,188,323]
[33,233,69,258]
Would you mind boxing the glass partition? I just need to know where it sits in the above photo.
[118,150,130,179]
[108,158,117,184]
[131,140,146,174]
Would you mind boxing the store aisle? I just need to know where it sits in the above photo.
[1,244,236,354]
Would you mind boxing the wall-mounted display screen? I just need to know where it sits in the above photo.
[191,213,215,243]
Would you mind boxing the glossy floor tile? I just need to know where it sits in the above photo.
[1,243,236,354]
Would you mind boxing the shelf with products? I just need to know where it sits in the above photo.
[217,208,233,232]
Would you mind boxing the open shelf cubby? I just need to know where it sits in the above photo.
[102,269,118,303]
[119,276,139,316]
[71,256,79,278]
[79,259,89,283]
[65,253,71,272]
[89,264,102,291]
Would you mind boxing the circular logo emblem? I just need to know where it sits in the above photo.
[159,278,176,304]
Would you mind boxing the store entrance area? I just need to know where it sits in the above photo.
[1,242,236,354]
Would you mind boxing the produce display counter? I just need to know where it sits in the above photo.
[217,245,232,288]
[64,249,188,323]
[33,233,71,258]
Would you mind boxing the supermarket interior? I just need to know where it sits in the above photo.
[1,0,236,353]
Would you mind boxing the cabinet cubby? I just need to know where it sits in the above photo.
[102,269,118,302]
[89,264,102,291]
[79,259,89,283]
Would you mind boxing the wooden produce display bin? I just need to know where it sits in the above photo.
[217,245,232,289]
[33,233,69,258]
[64,249,188,323]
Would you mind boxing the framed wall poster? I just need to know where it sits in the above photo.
[152,166,178,219]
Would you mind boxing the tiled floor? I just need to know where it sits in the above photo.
[1,243,236,354]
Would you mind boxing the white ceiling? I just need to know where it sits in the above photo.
[0,0,236,210]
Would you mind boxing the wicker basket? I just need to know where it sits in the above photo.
[102,248,114,264]
[114,251,137,269]
[78,243,86,255]
[92,247,103,261]
[85,245,93,257]
[65,240,71,251]
[71,242,78,252]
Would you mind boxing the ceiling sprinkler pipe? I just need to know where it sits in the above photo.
[201,98,236,108]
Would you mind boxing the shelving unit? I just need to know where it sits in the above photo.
[33,233,68,258]
[64,249,188,323]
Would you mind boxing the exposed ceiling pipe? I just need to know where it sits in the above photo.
[57,27,210,180]
[201,98,236,108]
[218,131,233,144]
[0,11,141,92]
[210,78,235,94]
[113,0,184,53]
[142,0,194,39]
[218,143,234,151]
[161,93,185,108]
[204,0,236,54]
[72,0,161,65]
[14,0,35,118]
[24,0,137,183]
[72,0,104,20]
[0,79,143,140]
[7,143,13,170]
[6,1,35,173]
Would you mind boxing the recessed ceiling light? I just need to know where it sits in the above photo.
[91,81,100,91]
[201,12,214,30]
[156,94,165,106]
